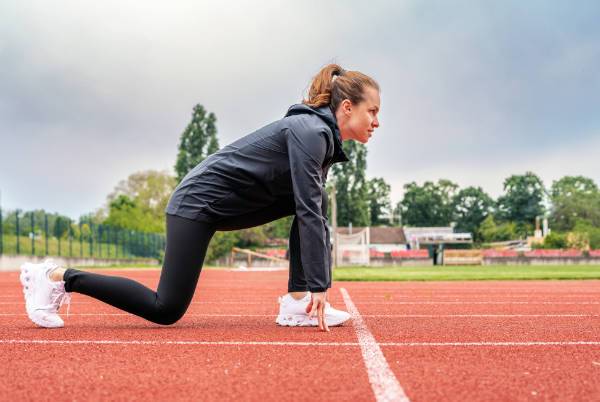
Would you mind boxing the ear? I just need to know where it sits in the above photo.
[341,99,353,115]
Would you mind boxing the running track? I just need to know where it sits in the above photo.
[1,268,599,401]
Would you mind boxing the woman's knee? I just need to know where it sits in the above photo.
[151,300,188,325]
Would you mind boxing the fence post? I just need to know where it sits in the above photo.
[44,214,49,256]
[89,223,94,258]
[31,213,35,256]
[16,210,20,255]
[115,229,120,259]
[69,225,73,258]
[98,225,102,259]
[79,221,83,258]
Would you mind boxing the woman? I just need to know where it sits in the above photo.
[20,64,381,332]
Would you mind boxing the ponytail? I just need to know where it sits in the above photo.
[303,64,379,111]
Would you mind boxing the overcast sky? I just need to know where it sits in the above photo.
[1,1,599,219]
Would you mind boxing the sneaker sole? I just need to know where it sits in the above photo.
[275,314,350,327]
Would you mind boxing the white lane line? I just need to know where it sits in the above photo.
[1,313,599,318]
[343,294,600,299]
[0,339,357,346]
[351,301,600,305]
[2,300,600,305]
[341,288,410,402]
[0,313,274,317]
[1,339,598,348]
[379,341,600,347]
[362,314,600,318]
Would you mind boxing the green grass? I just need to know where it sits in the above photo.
[333,265,600,281]
[74,263,161,269]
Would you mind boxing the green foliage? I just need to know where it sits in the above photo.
[399,179,458,226]
[573,221,600,249]
[533,231,568,249]
[175,104,219,182]
[1,209,74,237]
[479,215,518,242]
[262,216,293,239]
[104,195,148,232]
[496,172,546,232]
[53,216,71,239]
[104,170,176,233]
[205,232,238,263]
[452,186,494,241]
[235,227,268,248]
[550,176,600,231]
[332,141,370,227]
[367,177,392,226]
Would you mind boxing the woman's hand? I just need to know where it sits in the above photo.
[306,291,330,332]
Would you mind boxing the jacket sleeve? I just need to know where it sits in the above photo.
[286,123,331,293]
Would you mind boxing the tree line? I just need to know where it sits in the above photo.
[5,103,598,260]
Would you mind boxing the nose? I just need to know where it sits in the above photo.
[372,116,380,128]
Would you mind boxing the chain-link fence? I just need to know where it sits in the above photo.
[0,209,165,260]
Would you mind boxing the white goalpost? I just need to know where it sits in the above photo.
[335,227,370,266]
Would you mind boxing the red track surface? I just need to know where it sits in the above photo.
[1,269,599,401]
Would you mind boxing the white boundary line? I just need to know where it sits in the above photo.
[341,288,410,402]
[1,339,599,347]
[345,301,600,305]
[1,313,599,318]
[3,301,600,305]
[379,341,600,347]
[0,339,357,346]
[363,314,600,318]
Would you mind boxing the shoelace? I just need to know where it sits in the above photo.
[43,286,71,317]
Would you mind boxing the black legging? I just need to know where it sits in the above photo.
[63,198,318,325]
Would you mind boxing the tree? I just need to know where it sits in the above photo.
[331,141,370,227]
[263,216,293,239]
[205,232,238,263]
[534,231,568,249]
[104,195,149,232]
[452,186,494,241]
[367,177,392,226]
[573,221,600,249]
[478,215,518,242]
[398,179,458,227]
[53,216,71,239]
[549,176,600,231]
[496,172,546,233]
[106,170,177,232]
[550,175,598,199]
[175,104,219,182]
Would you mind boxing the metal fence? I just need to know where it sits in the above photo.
[0,209,165,260]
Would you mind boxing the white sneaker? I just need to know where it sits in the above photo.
[275,292,351,327]
[20,259,71,328]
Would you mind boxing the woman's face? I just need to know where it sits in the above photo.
[337,86,381,143]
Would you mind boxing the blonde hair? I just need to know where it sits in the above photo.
[303,64,379,111]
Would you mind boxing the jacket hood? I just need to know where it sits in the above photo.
[285,104,349,163]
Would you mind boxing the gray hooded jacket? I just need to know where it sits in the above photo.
[166,104,349,292]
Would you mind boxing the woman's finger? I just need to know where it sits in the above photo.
[308,301,318,319]
[321,303,330,332]
[305,300,313,314]
[317,303,324,331]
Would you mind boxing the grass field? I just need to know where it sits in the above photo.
[73,264,600,281]
[332,264,600,281]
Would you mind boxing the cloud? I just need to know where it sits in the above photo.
[1,1,599,218]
